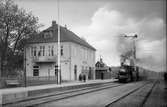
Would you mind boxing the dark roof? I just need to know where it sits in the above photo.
[27,23,96,51]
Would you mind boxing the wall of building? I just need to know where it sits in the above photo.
[70,42,95,80]
[95,70,112,79]
[25,42,95,81]
[26,42,70,79]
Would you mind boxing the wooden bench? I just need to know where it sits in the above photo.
[6,79,20,87]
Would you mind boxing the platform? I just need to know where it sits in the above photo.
[0,79,116,105]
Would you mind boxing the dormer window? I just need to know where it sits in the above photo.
[61,46,63,56]
[43,31,53,38]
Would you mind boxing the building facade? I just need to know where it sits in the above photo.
[95,58,112,79]
[25,21,96,81]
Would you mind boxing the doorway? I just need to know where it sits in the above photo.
[74,65,77,80]
[88,67,92,80]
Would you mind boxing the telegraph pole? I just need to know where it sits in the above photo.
[24,46,27,87]
[57,0,61,84]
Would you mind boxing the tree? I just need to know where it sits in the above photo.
[0,0,40,76]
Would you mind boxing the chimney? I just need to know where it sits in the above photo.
[65,24,67,29]
[100,57,103,63]
[52,20,57,27]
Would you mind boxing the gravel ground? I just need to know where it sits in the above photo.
[34,82,145,107]
[143,79,167,107]
[107,83,154,107]
[108,79,167,107]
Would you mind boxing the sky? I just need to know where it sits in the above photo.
[15,0,166,72]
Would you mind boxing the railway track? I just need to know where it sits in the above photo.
[140,80,158,107]
[105,80,157,107]
[3,81,124,107]
[3,80,156,107]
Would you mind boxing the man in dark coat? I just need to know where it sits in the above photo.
[83,74,86,82]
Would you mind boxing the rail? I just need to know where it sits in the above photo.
[3,82,123,107]
[3,81,155,107]
[104,80,157,107]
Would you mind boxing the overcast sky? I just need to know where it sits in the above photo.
[16,0,166,72]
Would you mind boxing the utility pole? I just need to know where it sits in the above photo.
[24,46,27,87]
[57,0,61,84]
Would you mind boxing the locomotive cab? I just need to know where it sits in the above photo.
[118,64,138,82]
[118,65,131,82]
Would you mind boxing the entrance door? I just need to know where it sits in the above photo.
[88,67,91,80]
[74,65,77,80]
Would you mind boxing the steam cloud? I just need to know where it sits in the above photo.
[72,7,166,72]
[117,35,135,58]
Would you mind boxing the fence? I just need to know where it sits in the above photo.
[27,76,57,81]
[26,76,57,86]
[0,76,24,88]
[0,76,58,88]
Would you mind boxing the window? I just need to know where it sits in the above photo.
[48,46,51,56]
[38,46,42,56]
[33,69,39,76]
[31,47,33,56]
[61,46,63,56]
[34,46,37,56]
[51,46,54,56]
[33,65,39,76]
[31,46,37,56]
[42,46,45,56]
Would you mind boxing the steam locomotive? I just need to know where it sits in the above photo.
[118,64,139,82]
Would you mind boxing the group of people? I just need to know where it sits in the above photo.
[79,74,86,82]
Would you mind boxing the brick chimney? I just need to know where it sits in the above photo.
[52,20,57,34]
[65,24,67,29]
[52,20,57,27]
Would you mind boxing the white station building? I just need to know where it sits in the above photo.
[25,21,96,81]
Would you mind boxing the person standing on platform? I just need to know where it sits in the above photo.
[83,74,86,82]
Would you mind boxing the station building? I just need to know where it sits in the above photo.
[25,21,96,81]
[95,58,112,79]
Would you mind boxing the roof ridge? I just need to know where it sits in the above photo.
[27,23,96,51]
[64,28,95,49]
